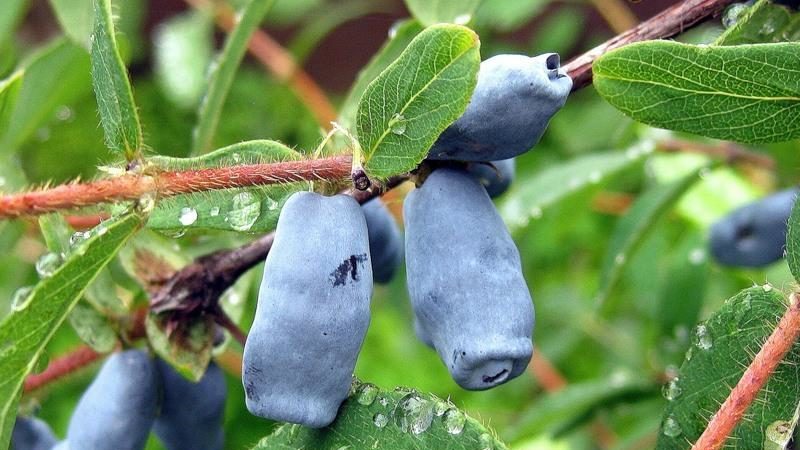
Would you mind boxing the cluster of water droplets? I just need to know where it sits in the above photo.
[169,191,276,235]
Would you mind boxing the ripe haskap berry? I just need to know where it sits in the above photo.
[362,198,403,283]
[404,168,534,390]
[64,350,159,450]
[710,188,798,267]
[153,360,226,450]
[243,192,372,428]
[466,159,515,198]
[11,417,57,450]
[428,54,571,161]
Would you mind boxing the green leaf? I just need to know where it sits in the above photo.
[154,10,214,110]
[656,286,800,449]
[786,192,800,284]
[0,39,91,152]
[504,374,652,442]
[338,19,423,128]
[355,24,480,179]
[593,41,800,144]
[499,145,653,230]
[596,167,706,310]
[404,0,481,26]
[0,70,23,135]
[49,0,93,47]
[716,0,800,45]
[148,140,310,233]
[251,384,508,450]
[474,0,549,31]
[146,312,214,382]
[0,212,141,450]
[0,0,28,48]
[192,0,275,155]
[656,232,708,336]
[91,0,143,160]
[68,302,118,353]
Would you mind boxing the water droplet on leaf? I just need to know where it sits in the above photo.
[36,252,63,278]
[662,415,682,437]
[389,113,407,135]
[210,207,220,217]
[373,413,389,428]
[693,324,713,350]
[394,393,434,434]
[228,192,261,231]
[442,408,465,434]
[722,3,748,28]
[356,383,379,405]
[11,286,34,311]
[179,207,197,226]
[662,378,682,401]
[454,14,472,25]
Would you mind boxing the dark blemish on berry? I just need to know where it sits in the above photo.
[330,253,368,287]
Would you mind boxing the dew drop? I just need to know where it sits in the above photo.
[453,14,472,25]
[228,192,261,231]
[684,346,694,361]
[614,253,626,265]
[69,231,90,248]
[356,383,379,406]
[389,113,407,135]
[36,252,64,278]
[662,415,682,437]
[442,408,465,434]
[434,401,449,417]
[394,393,434,435]
[688,248,706,265]
[529,206,543,219]
[11,286,34,311]
[265,197,279,211]
[210,207,220,217]
[479,433,495,450]
[388,20,403,39]
[373,413,389,428]
[232,153,242,163]
[179,207,198,226]
[378,396,389,407]
[759,21,776,36]
[762,283,773,292]
[662,378,682,401]
[693,324,713,350]
[722,3,748,28]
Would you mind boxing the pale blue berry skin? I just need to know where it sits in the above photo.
[467,158,515,198]
[404,168,534,390]
[243,192,373,428]
[153,360,226,450]
[710,188,798,267]
[11,417,57,450]
[65,350,159,450]
[428,53,572,161]
[362,198,403,283]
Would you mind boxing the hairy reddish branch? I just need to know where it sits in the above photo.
[691,293,800,450]
[0,155,352,219]
[564,0,737,90]
[23,345,101,393]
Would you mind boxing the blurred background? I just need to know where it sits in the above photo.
[4,0,800,449]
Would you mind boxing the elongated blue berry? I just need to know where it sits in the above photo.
[362,198,403,283]
[467,158,515,198]
[428,54,571,161]
[243,192,372,427]
[404,168,534,390]
[153,360,226,450]
[710,188,798,267]
[64,349,159,450]
[11,417,57,450]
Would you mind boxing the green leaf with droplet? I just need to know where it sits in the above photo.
[785,191,800,284]
[596,167,707,311]
[355,24,480,179]
[404,0,481,26]
[593,41,800,144]
[716,0,800,45]
[91,0,143,160]
[148,140,310,233]
[146,312,214,382]
[338,19,423,128]
[0,212,142,450]
[251,384,508,450]
[49,0,93,47]
[656,286,800,449]
[192,0,276,154]
[499,145,653,230]
[0,70,23,139]
[68,302,118,353]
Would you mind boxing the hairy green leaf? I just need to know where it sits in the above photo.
[716,0,800,45]
[49,0,93,47]
[593,41,800,144]
[192,0,275,155]
[251,384,508,450]
[0,70,23,134]
[356,24,480,178]
[656,286,800,449]
[596,167,706,310]
[500,144,653,230]
[786,192,800,284]
[0,212,141,450]
[404,0,481,26]
[146,312,213,382]
[91,0,143,160]
[338,19,423,128]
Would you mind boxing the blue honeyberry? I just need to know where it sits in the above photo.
[404,168,534,390]
[428,53,572,161]
[362,198,403,283]
[65,349,159,450]
[710,187,799,268]
[153,360,226,450]
[11,416,57,450]
[243,192,373,428]
[466,158,516,198]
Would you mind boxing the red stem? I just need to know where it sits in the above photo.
[23,345,101,393]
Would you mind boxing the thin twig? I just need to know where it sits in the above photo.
[691,293,800,450]
[23,345,101,393]
[213,308,248,348]
[184,0,337,128]
[564,0,738,90]
[656,139,775,170]
[587,0,639,34]
[528,351,568,391]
